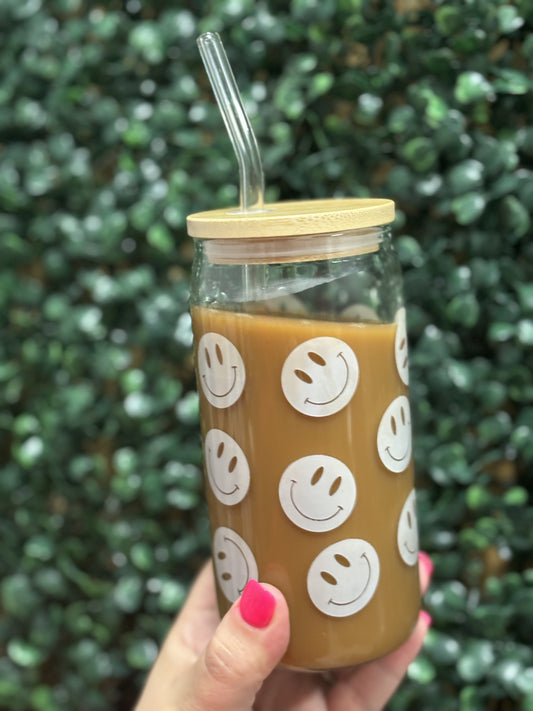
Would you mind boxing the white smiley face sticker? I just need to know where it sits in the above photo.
[307,539,380,617]
[204,429,250,506]
[397,489,419,566]
[278,454,356,532]
[281,337,359,417]
[213,526,258,603]
[197,333,245,408]
[377,395,412,473]
[395,308,409,386]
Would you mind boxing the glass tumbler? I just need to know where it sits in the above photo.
[187,198,420,671]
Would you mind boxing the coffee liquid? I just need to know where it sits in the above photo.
[192,305,420,670]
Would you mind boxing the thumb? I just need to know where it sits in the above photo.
[178,579,290,711]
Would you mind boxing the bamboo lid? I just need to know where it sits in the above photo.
[186,198,394,239]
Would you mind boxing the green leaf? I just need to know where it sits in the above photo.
[7,639,46,668]
[493,69,531,96]
[435,6,463,35]
[402,137,438,172]
[113,576,144,614]
[408,654,437,683]
[126,639,159,670]
[309,72,334,100]
[446,293,480,328]
[455,72,493,104]
[447,160,484,195]
[496,5,525,33]
[147,223,175,253]
[516,669,533,695]
[451,192,486,224]
[457,640,495,682]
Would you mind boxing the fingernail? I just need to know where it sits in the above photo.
[419,551,434,578]
[239,580,276,629]
[419,609,433,628]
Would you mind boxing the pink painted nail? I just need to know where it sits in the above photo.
[239,580,276,629]
[419,551,434,578]
[420,609,433,627]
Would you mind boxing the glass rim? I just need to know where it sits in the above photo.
[203,225,390,265]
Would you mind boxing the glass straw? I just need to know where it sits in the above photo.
[197,32,265,213]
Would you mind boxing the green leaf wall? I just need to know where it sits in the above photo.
[1,1,532,709]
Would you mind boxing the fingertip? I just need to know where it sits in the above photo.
[235,580,290,648]
[186,582,290,709]
[418,551,434,594]
[254,581,290,616]
[419,609,433,628]
[215,580,290,665]
[418,551,434,578]
[234,580,291,670]
[239,580,276,628]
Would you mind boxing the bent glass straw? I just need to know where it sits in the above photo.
[197,32,265,213]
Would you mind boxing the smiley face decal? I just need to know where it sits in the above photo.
[204,429,250,506]
[278,454,356,532]
[281,337,359,417]
[397,489,419,566]
[307,539,380,617]
[377,395,412,473]
[212,526,258,603]
[395,308,409,386]
[197,333,245,408]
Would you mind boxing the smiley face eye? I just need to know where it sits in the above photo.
[204,348,211,368]
[217,551,226,560]
[215,343,223,365]
[311,466,324,485]
[221,572,231,580]
[334,553,351,567]
[228,456,237,473]
[391,415,397,435]
[321,571,337,585]
[401,407,406,425]
[308,351,326,366]
[217,442,224,458]
[329,476,342,496]
[295,369,313,384]
[407,511,412,528]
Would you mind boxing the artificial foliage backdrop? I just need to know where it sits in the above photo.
[1,0,533,709]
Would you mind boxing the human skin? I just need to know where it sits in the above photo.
[134,552,434,711]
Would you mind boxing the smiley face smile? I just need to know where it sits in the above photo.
[281,337,359,418]
[377,395,412,474]
[208,447,240,496]
[289,480,343,522]
[304,352,350,407]
[215,482,239,495]
[213,526,258,603]
[202,365,237,399]
[198,333,245,409]
[223,535,250,595]
[279,455,356,533]
[385,445,410,463]
[307,539,380,617]
[328,552,372,607]
[204,429,250,506]
[397,489,419,566]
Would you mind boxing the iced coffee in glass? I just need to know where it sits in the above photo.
[187,198,420,670]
